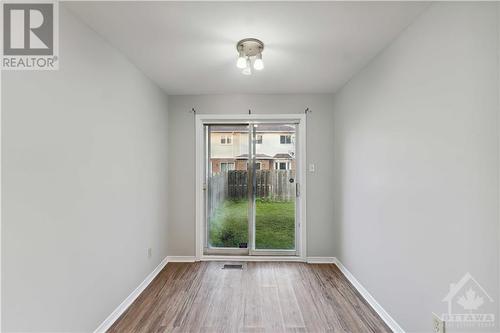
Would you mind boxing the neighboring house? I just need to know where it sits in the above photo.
[210,124,296,174]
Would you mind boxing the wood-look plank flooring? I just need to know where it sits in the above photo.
[108,262,392,333]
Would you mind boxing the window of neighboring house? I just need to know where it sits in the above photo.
[280,135,292,144]
[220,135,232,145]
[246,161,261,170]
[256,135,263,144]
[275,162,288,170]
[220,162,235,172]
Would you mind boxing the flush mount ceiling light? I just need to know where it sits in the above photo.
[236,38,264,75]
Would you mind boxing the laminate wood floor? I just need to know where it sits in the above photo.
[108,262,392,333]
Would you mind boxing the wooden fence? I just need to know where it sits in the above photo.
[207,170,296,218]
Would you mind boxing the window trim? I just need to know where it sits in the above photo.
[195,113,307,262]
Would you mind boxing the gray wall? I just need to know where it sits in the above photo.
[332,3,499,332]
[167,94,335,257]
[1,7,169,332]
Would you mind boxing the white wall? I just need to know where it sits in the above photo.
[167,94,335,257]
[332,3,499,332]
[1,7,169,332]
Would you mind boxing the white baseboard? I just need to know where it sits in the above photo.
[170,255,334,263]
[199,255,305,262]
[94,257,168,333]
[333,258,405,333]
[306,257,336,264]
[166,256,196,262]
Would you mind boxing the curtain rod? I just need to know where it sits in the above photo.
[189,107,311,114]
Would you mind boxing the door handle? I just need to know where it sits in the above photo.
[296,183,300,197]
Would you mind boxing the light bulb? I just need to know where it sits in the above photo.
[236,57,246,69]
[241,57,252,75]
[236,49,246,69]
[253,53,264,70]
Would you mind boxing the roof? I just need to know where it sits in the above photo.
[210,124,295,133]
[236,153,273,160]
[273,153,293,159]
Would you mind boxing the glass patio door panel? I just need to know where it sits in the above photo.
[252,124,296,251]
[205,124,250,250]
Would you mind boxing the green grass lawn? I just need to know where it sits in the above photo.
[209,199,295,249]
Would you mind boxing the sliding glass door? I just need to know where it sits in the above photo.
[204,122,298,256]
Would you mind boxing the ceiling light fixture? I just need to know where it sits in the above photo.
[236,38,264,75]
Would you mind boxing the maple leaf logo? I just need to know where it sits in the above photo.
[457,288,484,310]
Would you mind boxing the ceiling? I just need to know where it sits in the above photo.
[65,2,428,95]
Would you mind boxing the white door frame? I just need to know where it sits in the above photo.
[195,114,307,261]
